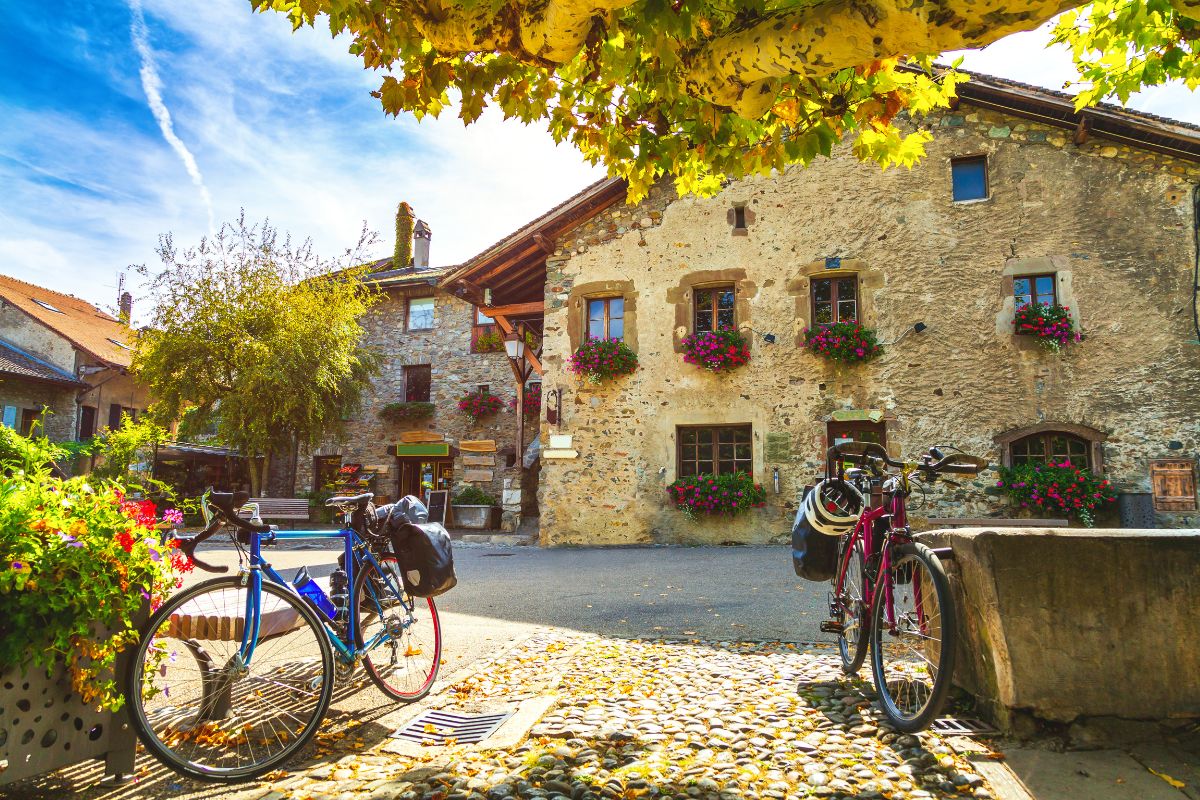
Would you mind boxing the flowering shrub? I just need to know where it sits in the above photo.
[378,401,436,423]
[474,330,503,352]
[457,389,506,420]
[1014,302,1081,352]
[682,329,751,373]
[508,382,542,419]
[802,321,883,363]
[453,486,497,505]
[667,472,767,520]
[0,427,189,710]
[568,338,638,384]
[997,461,1117,527]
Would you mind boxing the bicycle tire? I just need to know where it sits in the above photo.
[354,555,442,702]
[868,542,957,732]
[833,535,870,674]
[126,577,335,781]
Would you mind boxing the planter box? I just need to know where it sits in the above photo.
[1,660,136,786]
[452,504,496,530]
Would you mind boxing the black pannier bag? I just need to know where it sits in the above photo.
[375,499,455,597]
[792,507,839,582]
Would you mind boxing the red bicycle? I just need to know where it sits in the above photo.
[820,441,987,731]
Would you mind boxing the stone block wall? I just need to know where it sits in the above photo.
[294,285,529,529]
[537,104,1200,545]
[0,378,76,441]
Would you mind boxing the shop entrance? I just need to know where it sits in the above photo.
[397,458,454,502]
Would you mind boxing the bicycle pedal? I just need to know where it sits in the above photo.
[819,620,844,634]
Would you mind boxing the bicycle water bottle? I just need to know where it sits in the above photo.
[292,566,336,620]
[329,568,350,622]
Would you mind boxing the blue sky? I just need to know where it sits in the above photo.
[1,2,1197,314]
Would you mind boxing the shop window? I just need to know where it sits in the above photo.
[677,424,752,477]
[693,285,736,333]
[1014,273,1057,310]
[1151,460,1197,511]
[404,364,431,402]
[1010,431,1091,469]
[586,297,624,341]
[951,156,989,202]
[313,454,342,493]
[811,277,859,324]
[407,297,435,331]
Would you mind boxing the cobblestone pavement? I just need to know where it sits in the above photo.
[7,634,1004,800]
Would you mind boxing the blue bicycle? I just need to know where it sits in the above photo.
[125,489,442,781]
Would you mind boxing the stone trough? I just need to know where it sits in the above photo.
[919,528,1200,731]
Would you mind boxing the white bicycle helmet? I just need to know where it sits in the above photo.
[802,478,866,536]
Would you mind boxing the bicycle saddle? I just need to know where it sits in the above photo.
[209,490,250,517]
[325,492,374,508]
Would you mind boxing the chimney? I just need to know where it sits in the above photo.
[394,202,414,268]
[414,219,431,269]
[119,292,133,324]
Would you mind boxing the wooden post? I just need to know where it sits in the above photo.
[516,379,525,473]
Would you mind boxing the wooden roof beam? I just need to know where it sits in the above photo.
[479,301,544,319]
[490,314,544,377]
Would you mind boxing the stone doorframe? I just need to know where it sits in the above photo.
[785,259,884,347]
[665,268,758,353]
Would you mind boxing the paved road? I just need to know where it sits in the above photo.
[190,541,831,643]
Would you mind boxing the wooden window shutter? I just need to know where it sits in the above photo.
[1150,460,1197,511]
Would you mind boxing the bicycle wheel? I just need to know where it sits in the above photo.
[354,555,442,702]
[833,535,870,674]
[126,577,335,781]
[868,542,957,732]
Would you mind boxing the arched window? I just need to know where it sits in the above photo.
[1010,432,1091,469]
[995,423,1106,473]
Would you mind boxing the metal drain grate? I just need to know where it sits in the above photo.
[930,717,999,736]
[391,709,514,745]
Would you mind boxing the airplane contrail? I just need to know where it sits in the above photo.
[128,0,215,233]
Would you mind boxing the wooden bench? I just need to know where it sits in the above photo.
[926,517,1069,528]
[168,576,330,642]
[236,497,311,526]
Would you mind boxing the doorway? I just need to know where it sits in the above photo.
[397,458,454,502]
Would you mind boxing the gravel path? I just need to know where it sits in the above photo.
[8,634,1001,800]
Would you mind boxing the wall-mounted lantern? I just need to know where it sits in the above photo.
[773,466,781,494]
[504,331,525,361]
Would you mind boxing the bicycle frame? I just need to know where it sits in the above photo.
[236,525,410,667]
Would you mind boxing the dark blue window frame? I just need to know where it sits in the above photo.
[951,156,989,202]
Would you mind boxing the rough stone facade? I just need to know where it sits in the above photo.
[538,104,1200,545]
[293,280,528,529]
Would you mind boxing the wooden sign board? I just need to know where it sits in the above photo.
[425,490,448,525]
[400,430,444,443]
[459,439,497,453]
[463,470,494,483]
[463,455,495,467]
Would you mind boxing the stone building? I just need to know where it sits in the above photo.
[290,220,540,530]
[0,274,149,444]
[511,71,1200,545]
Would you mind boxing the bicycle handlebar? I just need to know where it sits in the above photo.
[827,442,988,477]
[171,489,273,574]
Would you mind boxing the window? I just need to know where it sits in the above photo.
[79,406,97,440]
[474,306,492,325]
[407,297,435,331]
[19,408,37,437]
[677,424,753,478]
[32,298,63,314]
[811,277,858,324]
[1011,432,1091,469]
[1151,460,1197,511]
[693,286,735,333]
[471,306,500,353]
[477,384,489,395]
[1014,273,1057,309]
[951,156,989,202]
[404,365,431,402]
[107,404,136,430]
[586,297,624,341]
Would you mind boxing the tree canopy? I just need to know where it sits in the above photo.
[254,0,1199,201]
[132,215,380,495]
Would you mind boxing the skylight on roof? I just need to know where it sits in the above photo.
[32,299,63,314]
[107,338,131,350]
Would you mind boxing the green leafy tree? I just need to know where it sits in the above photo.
[89,415,168,482]
[1053,1,1200,107]
[133,214,381,496]
[254,0,1199,201]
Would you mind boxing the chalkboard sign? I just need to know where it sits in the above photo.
[425,489,449,525]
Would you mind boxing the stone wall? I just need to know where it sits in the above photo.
[538,104,1200,545]
[293,284,528,529]
[0,377,76,441]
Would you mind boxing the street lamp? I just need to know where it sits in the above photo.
[504,331,525,360]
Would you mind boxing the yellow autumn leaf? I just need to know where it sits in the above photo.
[1148,767,1185,789]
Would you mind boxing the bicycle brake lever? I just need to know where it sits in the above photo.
[175,536,229,574]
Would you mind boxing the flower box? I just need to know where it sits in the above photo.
[508,383,542,419]
[378,401,436,423]
[457,390,505,421]
[568,338,638,385]
[681,329,751,373]
[996,461,1117,527]
[1014,302,1080,352]
[667,472,767,521]
[451,504,497,529]
[802,321,882,363]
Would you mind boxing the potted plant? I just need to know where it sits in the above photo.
[451,486,498,529]
[996,461,1117,526]
[666,472,767,522]
[802,321,883,363]
[378,400,436,423]
[457,389,506,421]
[568,338,638,385]
[508,383,542,419]
[474,330,504,353]
[681,329,751,373]
[1014,302,1081,352]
